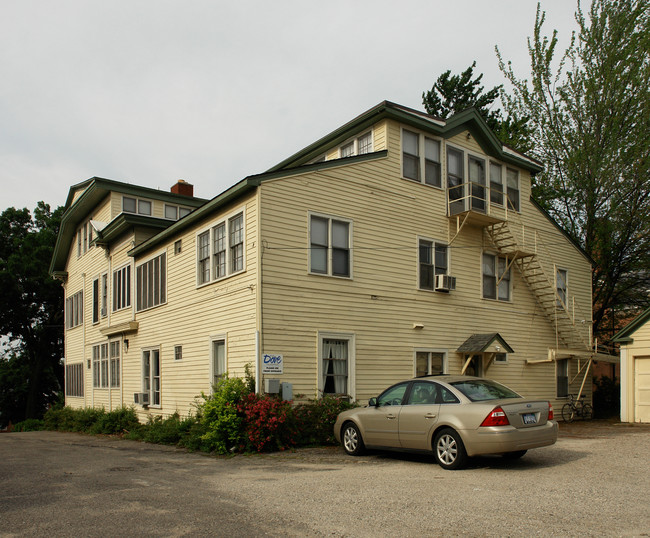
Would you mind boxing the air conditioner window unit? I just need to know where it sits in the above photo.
[134,392,150,405]
[435,274,456,291]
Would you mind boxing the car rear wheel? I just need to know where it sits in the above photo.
[502,450,527,460]
[342,422,365,456]
[433,428,467,470]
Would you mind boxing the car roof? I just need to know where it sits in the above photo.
[413,375,483,383]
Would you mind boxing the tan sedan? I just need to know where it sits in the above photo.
[333,375,558,470]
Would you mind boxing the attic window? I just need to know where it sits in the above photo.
[123,196,152,216]
[339,132,373,158]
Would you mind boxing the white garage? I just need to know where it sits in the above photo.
[613,308,650,423]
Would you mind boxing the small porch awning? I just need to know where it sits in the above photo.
[457,333,514,354]
[457,333,514,375]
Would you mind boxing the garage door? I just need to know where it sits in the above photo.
[635,356,650,423]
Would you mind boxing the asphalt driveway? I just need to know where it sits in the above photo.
[1,420,649,537]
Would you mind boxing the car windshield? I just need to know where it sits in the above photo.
[450,379,521,402]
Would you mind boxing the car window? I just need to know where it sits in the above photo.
[450,379,521,402]
[407,382,438,405]
[377,383,409,406]
[439,386,460,404]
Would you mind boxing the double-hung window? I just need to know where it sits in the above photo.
[506,168,520,211]
[211,339,226,388]
[113,264,131,311]
[418,239,448,290]
[196,211,245,286]
[310,214,351,278]
[164,204,192,220]
[142,348,161,406]
[339,132,372,158]
[490,162,504,205]
[402,130,441,187]
[557,359,569,397]
[482,253,511,301]
[65,290,83,329]
[415,351,445,377]
[65,363,84,397]
[110,341,120,387]
[92,278,100,324]
[447,147,464,212]
[123,196,152,216]
[92,343,109,388]
[136,252,167,311]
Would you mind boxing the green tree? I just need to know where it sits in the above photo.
[497,0,650,341]
[0,203,64,426]
[422,61,534,153]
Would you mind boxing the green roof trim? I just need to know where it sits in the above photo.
[267,101,543,175]
[129,150,389,258]
[50,177,207,274]
[611,306,650,344]
[94,214,173,247]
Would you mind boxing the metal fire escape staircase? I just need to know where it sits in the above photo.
[447,181,593,354]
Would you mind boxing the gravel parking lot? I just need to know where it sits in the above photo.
[1,420,649,537]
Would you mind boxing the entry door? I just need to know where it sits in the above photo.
[635,357,650,423]
[469,156,486,213]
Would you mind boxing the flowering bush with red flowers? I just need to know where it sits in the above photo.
[238,393,299,452]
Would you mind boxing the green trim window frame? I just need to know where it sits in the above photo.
[418,239,448,291]
[65,363,84,397]
[309,213,352,278]
[112,264,131,312]
[122,196,152,216]
[402,129,442,188]
[142,348,161,407]
[415,350,446,377]
[65,290,83,329]
[506,168,520,212]
[136,252,167,312]
[482,253,511,301]
[196,209,246,287]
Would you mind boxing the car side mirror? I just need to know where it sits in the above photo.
[368,397,377,407]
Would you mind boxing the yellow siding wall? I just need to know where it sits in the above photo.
[259,119,593,407]
[621,321,650,422]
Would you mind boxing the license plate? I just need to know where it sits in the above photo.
[522,413,537,425]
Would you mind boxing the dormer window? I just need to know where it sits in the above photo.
[339,132,373,158]
[123,196,152,216]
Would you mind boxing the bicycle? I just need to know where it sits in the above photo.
[561,394,593,423]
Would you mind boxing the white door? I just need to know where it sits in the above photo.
[634,356,650,423]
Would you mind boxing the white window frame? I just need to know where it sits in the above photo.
[308,212,353,279]
[401,128,442,188]
[112,263,131,312]
[196,208,246,288]
[489,161,504,206]
[92,342,109,388]
[414,349,447,377]
[65,363,84,397]
[122,196,152,216]
[109,340,120,388]
[65,290,83,329]
[482,252,511,302]
[318,332,355,399]
[418,237,449,291]
[136,251,167,312]
[506,168,520,212]
[164,204,192,221]
[210,335,227,389]
[142,347,161,407]
[494,352,508,364]
[100,273,108,318]
[338,131,373,158]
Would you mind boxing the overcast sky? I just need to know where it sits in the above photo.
[0,1,579,212]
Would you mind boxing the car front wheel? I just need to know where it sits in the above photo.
[342,422,365,456]
[433,428,467,470]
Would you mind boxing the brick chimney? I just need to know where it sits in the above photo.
[171,179,194,197]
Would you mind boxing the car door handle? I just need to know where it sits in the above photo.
[424,413,437,419]
[386,414,397,420]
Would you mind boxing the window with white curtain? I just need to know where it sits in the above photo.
[309,214,351,278]
[320,338,350,395]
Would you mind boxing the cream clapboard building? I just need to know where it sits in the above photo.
[51,101,596,419]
